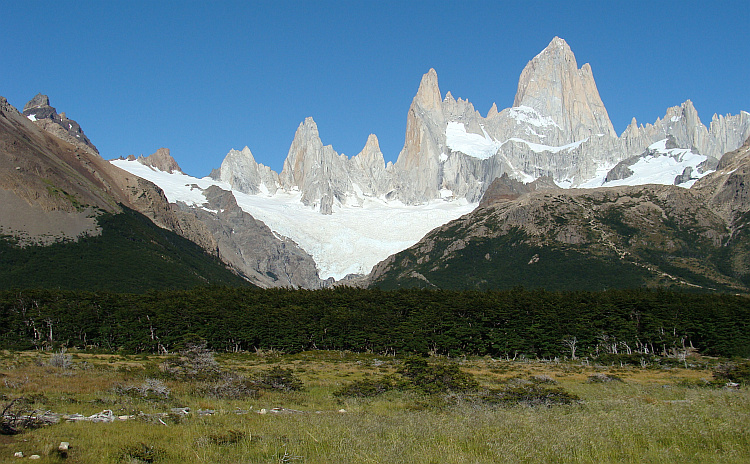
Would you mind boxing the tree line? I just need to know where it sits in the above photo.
[0,286,748,359]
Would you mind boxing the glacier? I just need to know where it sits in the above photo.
[111,159,476,280]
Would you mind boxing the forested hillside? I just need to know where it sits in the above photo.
[1,287,748,358]
[0,207,251,292]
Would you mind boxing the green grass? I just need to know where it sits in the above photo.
[0,350,748,463]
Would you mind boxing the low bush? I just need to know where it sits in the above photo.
[119,442,168,463]
[587,373,624,383]
[113,378,171,402]
[333,376,400,398]
[200,373,258,399]
[252,366,303,392]
[713,360,750,385]
[397,356,478,394]
[195,429,247,446]
[48,349,73,369]
[471,384,580,407]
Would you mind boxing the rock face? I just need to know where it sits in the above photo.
[513,36,616,142]
[216,117,391,214]
[366,179,747,291]
[137,148,184,174]
[0,96,220,253]
[478,174,559,207]
[179,185,326,288]
[23,94,99,156]
[213,37,750,211]
[216,146,279,195]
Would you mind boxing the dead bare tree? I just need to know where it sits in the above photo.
[562,336,578,360]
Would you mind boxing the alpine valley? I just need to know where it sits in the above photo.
[2,37,750,292]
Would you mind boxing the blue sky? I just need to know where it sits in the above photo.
[3,1,749,177]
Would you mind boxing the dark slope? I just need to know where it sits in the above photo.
[368,181,747,292]
[0,205,251,292]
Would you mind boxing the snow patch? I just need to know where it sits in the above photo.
[26,114,37,121]
[508,106,560,128]
[503,138,587,154]
[578,139,712,189]
[445,122,502,160]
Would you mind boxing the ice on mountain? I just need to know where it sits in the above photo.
[507,106,560,128]
[110,158,476,281]
[445,121,502,159]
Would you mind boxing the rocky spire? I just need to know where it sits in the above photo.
[414,68,442,111]
[22,93,99,155]
[513,37,616,142]
[137,148,183,174]
[279,117,351,213]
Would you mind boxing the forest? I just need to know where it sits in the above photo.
[1,286,748,359]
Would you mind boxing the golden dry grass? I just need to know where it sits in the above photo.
[0,350,747,463]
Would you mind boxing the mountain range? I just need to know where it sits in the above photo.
[2,37,750,292]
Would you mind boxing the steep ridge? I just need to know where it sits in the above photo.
[135,147,184,174]
[179,185,326,288]
[366,180,743,291]
[367,137,750,291]
[0,96,250,291]
[23,93,99,156]
[212,37,750,211]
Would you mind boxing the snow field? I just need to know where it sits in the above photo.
[110,159,476,280]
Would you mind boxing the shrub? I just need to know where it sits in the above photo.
[201,373,258,399]
[49,349,73,369]
[162,342,221,380]
[397,356,478,394]
[531,374,557,384]
[252,367,303,392]
[713,360,750,385]
[119,442,167,463]
[471,384,580,407]
[333,376,399,398]
[587,373,624,383]
[195,430,246,446]
[113,378,171,402]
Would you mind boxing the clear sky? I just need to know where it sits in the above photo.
[3,1,749,177]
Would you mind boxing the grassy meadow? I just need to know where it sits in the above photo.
[0,349,748,463]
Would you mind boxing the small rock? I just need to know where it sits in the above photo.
[57,441,70,458]
[259,408,267,414]
[29,455,41,460]
[13,451,23,458]
[338,409,347,413]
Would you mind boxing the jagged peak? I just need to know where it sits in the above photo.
[300,116,318,130]
[138,147,183,174]
[229,145,256,161]
[23,93,51,112]
[534,36,576,62]
[487,103,499,118]
[414,68,442,111]
[364,133,380,151]
[444,91,455,103]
